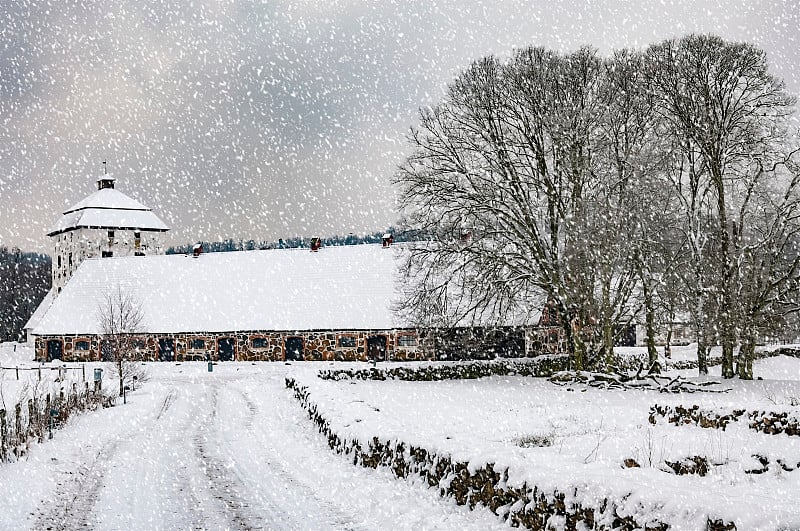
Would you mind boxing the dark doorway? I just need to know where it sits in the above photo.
[367,335,387,361]
[284,336,304,361]
[100,340,113,361]
[158,338,175,361]
[46,340,63,361]
[218,337,236,361]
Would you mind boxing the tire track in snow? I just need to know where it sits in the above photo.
[154,388,208,531]
[156,388,177,419]
[35,437,121,530]
[233,387,366,531]
[194,385,270,531]
[33,388,180,530]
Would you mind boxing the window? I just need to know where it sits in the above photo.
[337,335,357,348]
[132,339,147,351]
[189,338,206,350]
[397,334,418,348]
[102,251,113,258]
[74,340,91,351]
[250,337,270,349]
[68,253,72,268]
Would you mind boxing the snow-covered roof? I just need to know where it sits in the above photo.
[47,188,169,236]
[64,188,149,214]
[23,288,55,331]
[33,244,411,335]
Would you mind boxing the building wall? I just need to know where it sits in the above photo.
[35,328,426,363]
[52,228,164,292]
[634,322,695,347]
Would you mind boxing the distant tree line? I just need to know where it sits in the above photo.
[395,34,800,379]
[0,247,51,342]
[166,227,424,255]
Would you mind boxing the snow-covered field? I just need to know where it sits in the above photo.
[295,354,800,529]
[1,342,799,529]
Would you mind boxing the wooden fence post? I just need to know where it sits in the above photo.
[0,409,6,462]
[59,389,65,424]
[35,396,43,443]
[28,399,35,439]
[14,403,22,451]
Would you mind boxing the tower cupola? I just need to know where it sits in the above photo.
[97,177,116,190]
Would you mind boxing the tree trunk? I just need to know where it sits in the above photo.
[643,283,659,374]
[118,358,124,397]
[572,333,587,371]
[664,325,672,359]
[602,281,614,371]
[697,334,709,376]
[737,328,756,380]
[570,314,587,371]
[664,309,675,359]
[721,335,736,379]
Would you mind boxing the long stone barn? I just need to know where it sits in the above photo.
[30,242,541,363]
[28,244,447,363]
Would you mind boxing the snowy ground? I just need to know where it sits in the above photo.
[0,343,798,529]
[295,352,800,529]
[0,354,507,530]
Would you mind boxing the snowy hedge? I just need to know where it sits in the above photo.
[317,356,570,382]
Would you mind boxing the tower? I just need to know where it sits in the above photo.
[47,174,169,293]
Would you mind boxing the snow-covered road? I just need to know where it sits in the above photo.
[2,364,507,530]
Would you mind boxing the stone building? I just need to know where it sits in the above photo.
[27,178,546,362]
[24,175,169,344]
[47,176,169,294]
[29,244,429,362]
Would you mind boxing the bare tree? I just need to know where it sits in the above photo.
[397,36,798,377]
[96,287,147,397]
[395,48,611,370]
[594,49,668,371]
[647,34,798,377]
[733,157,800,378]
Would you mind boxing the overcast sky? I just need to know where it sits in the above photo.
[1,0,799,252]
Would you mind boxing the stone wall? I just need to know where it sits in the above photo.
[34,325,569,363]
[650,404,800,437]
[35,328,426,363]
